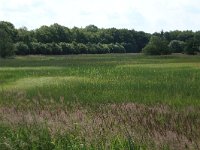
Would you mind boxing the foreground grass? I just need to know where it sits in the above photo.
[1,103,200,149]
[0,54,200,149]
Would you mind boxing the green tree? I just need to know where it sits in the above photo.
[98,30,114,43]
[134,31,150,52]
[15,42,29,55]
[72,27,88,43]
[85,25,98,32]
[77,43,88,54]
[122,42,138,53]
[184,39,198,55]
[177,31,194,42]
[168,40,185,53]
[142,36,171,55]
[108,43,126,53]
[0,21,16,58]
[194,31,200,52]
[51,42,62,55]
[16,27,35,45]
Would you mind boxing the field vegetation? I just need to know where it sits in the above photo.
[0,54,200,149]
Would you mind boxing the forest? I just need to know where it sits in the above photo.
[0,21,200,58]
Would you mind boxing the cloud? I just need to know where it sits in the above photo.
[129,0,200,32]
[0,0,199,33]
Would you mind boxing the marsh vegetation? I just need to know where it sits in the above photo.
[0,54,200,149]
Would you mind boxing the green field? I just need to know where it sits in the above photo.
[0,54,200,149]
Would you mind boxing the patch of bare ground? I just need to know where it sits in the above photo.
[0,103,199,149]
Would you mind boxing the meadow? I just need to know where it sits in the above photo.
[0,54,200,149]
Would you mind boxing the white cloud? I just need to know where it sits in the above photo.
[0,0,199,32]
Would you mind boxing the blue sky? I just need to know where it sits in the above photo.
[0,0,199,33]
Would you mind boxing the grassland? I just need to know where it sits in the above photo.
[0,54,200,149]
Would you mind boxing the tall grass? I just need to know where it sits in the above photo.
[1,54,200,107]
[0,54,200,149]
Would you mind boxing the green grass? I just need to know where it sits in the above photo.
[0,54,200,149]
[0,123,138,150]
[1,54,200,106]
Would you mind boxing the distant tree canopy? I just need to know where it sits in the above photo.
[168,40,185,53]
[142,36,171,55]
[0,21,16,58]
[0,21,200,57]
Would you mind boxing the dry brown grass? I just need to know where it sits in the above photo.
[0,103,200,149]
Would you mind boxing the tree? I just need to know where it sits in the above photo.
[142,36,171,55]
[16,27,35,46]
[194,31,200,52]
[177,31,194,42]
[50,23,71,43]
[51,42,62,55]
[85,25,98,32]
[168,40,185,53]
[77,43,88,54]
[35,25,53,43]
[122,42,138,53]
[59,42,76,54]
[163,30,181,42]
[0,21,17,41]
[134,31,150,52]
[184,39,198,55]
[15,42,29,55]
[98,30,114,43]
[0,21,16,58]
[108,43,126,53]
[72,27,88,43]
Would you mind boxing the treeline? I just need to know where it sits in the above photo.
[0,21,200,58]
[0,21,150,57]
[143,31,200,55]
[15,42,126,55]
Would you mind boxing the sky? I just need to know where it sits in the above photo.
[0,0,199,33]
